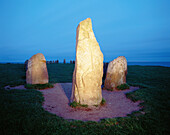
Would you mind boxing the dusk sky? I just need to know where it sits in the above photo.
[0,0,170,63]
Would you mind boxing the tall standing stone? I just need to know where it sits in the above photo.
[26,53,49,84]
[71,18,103,106]
[104,56,127,90]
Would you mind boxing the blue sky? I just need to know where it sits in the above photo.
[0,0,170,62]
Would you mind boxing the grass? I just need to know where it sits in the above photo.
[94,98,106,107]
[103,87,114,91]
[0,64,26,88]
[117,83,130,90]
[47,63,74,83]
[104,83,129,91]
[70,98,106,108]
[25,83,54,90]
[70,101,88,108]
[100,98,106,105]
[0,63,170,134]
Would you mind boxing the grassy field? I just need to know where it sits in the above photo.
[0,63,170,134]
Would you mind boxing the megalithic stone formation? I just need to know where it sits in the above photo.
[26,53,49,84]
[104,56,127,90]
[71,18,103,106]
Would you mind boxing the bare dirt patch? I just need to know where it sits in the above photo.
[40,83,141,122]
[4,83,141,121]
[4,85,26,90]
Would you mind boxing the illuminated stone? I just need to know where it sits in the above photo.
[71,18,103,106]
[26,53,49,84]
[104,56,127,90]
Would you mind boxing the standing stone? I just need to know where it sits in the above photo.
[63,59,66,64]
[104,56,127,90]
[26,53,49,84]
[71,18,103,106]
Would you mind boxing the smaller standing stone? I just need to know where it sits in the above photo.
[63,59,66,64]
[26,53,49,84]
[104,56,127,90]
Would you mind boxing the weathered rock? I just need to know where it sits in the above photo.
[54,60,58,64]
[104,56,127,90]
[26,53,49,84]
[71,18,103,106]
[63,59,66,64]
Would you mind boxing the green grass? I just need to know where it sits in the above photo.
[70,101,88,108]
[25,83,54,90]
[94,98,106,107]
[47,63,74,83]
[0,64,170,134]
[70,98,106,108]
[117,83,130,90]
[100,98,106,106]
[103,87,114,91]
[0,64,26,88]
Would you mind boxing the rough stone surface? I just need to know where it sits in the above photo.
[26,53,49,84]
[104,56,127,90]
[71,18,103,106]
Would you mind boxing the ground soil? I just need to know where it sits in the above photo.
[5,83,141,122]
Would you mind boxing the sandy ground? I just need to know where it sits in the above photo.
[5,83,141,122]
[4,85,26,90]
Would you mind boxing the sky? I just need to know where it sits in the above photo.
[0,0,170,63]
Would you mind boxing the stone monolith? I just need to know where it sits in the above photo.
[26,53,49,84]
[104,56,127,90]
[71,18,103,106]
